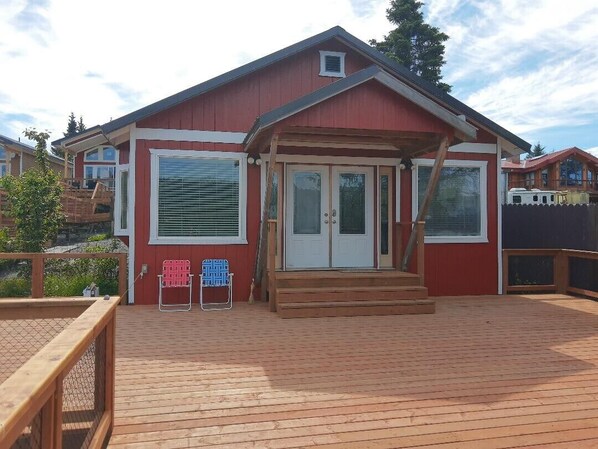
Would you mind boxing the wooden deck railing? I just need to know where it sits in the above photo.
[395,221,425,285]
[503,248,598,299]
[0,296,119,449]
[0,252,127,301]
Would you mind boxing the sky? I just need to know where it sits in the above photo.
[0,0,597,156]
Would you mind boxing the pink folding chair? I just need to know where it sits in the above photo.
[158,260,193,312]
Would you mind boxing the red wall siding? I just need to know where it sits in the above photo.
[138,40,373,132]
[132,140,261,305]
[283,81,454,135]
[400,150,499,296]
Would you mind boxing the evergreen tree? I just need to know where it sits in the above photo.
[370,0,452,92]
[77,116,86,133]
[64,112,78,138]
[526,142,546,159]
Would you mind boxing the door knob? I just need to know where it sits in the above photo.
[332,220,337,224]
[324,219,329,224]
[332,209,337,217]
[324,212,329,217]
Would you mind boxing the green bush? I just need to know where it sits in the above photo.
[44,275,119,297]
[87,233,112,242]
[0,278,31,297]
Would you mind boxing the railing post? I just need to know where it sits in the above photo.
[395,223,403,270]
[105,315,116,436]
[555,250,569,294]
[53,374,64,449]
[416,221,425,286]
[267,220,277,312]
[118,253,127,304]
[31,254,44,298]
[502,250,509,294]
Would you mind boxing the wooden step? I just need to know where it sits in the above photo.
[277,299,435,318]
[275,270,422,288]
[276,285,428,303]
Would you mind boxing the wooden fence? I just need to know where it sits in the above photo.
[503,248,598,299]
[503,204,598,251]
[0,252,127,301]
[0,296,119,448]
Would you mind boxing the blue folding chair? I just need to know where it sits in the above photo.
[199,259,233,311]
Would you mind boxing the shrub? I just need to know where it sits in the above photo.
[0,278,30,297]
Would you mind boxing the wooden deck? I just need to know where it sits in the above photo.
[109,294,598,448]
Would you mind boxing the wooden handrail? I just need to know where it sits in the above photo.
[395,221,425,283]
[0,297,119,448]
[0,252,127,302]
[267,219,277,312]
[502,248,598,299]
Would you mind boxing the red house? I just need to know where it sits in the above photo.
[53,27,530,315]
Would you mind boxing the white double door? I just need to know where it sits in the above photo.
[286,165,374,269]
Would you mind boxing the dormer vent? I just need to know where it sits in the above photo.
[319,51,346,78]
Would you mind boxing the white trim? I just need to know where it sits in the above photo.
[376,165,380,269]
[449,143,497,154]
[128,124,137,304]
[148,149,248,245]
[396,160,401,224]
[114,164,129,236]
[412,158,488,244]
[497,144,503,294]
[84,145,118,162]
[319,51,346,78]
[136,128,246,144]
[262,154,399,167]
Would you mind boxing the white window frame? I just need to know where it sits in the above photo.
[412,158,488,244]
[114,164,129,236]
[84,145,118,162]
[319,51,346,78]
[149,149,247,245]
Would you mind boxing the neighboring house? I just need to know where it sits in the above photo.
[53,26,530,307]
[0,134,69,176]
[502,147,598,204]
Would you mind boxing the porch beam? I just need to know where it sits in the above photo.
[401,136,450,271]
[254,133,280,290]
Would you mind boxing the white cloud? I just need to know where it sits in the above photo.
[586,147,598,157]
[1,0,597,152]
[0,0,391,143]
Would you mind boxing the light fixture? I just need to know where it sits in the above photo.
[247,154,261,166]
[399,157,414,171]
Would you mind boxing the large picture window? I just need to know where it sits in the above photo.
[150,150,247,244]
[560,157,583,186]
[413,160,487,243]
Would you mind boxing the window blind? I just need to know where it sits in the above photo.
[158,157,240,237]
[418,166,481,237]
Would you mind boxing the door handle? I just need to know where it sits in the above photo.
[332,220,337,224]
[332,209,337,217]
[324,212,329,217]
[324,219,329,224]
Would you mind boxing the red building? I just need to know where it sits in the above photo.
[53,27,530,308]
[503,147,598,204]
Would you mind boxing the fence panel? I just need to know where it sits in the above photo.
[502,204,598,251]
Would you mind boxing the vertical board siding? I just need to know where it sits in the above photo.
[133,140,260,305]
[401,151,499,296]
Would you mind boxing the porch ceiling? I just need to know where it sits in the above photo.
[254,126,448,159]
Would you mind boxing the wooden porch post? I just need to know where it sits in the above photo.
[63,151,69,178]
[401,136,450,271]
[253,133,279,294]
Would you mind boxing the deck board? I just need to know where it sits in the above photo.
[109,294,598,448]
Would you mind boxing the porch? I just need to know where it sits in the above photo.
[109,294,598,447]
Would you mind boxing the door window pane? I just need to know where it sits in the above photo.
[339,173,365,235]
[380,175,389,254]
[268,172,278,219]
[293,172,321,234]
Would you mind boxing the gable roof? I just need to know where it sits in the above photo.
[502,147,598,172]
[0,134,68,166]
[52,26,530,152]
[244,65,477,149]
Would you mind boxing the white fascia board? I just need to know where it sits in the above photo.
[449,143,497,154]
[136,128,246,144]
